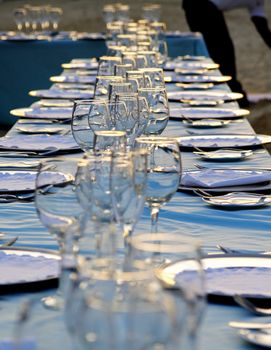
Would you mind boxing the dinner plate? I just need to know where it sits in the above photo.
[164,61,219,71]
[183,119,231,128]
[175,83,214,90]
[170,107,250,120]
[35,99,75,108]
[0,170,72,193]
[157,254,271,302]
[178,134,271,149]
[29,88,94,99]
[0,247,59,294]
[193,149,253,161]
[50,75,96,84]
[62,62,99,70]
[167,90,243,102]
[0,134,79,152]
[16,125,66,134]
[167,75,231,84]
[53,83,91,90]
[202,192,271,208]
[10,107,73,119]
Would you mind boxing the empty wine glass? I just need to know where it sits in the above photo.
[94,75,123,99]
[49,7,63,31]
[138,87,169,135]
[97,56,122,76]
[13,8,27,32]
[93,130,127,154]
[110,150,147,243]
[139,67,165,88]
[35,158,87,310]
[114,63,133,78]
[135,137,181,233]
[71,100,109,152]
[108,81,132,101]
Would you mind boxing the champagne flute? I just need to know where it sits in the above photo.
[35,158,87,310]
[135,137,181,233]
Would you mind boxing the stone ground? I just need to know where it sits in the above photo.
[0,0,270,134]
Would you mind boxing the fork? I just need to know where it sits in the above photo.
[234,295,271,316]
[0,236,18,247]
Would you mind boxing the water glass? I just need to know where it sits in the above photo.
[93,130,127,154]
[94,75,123,99]
[97,56,122,76]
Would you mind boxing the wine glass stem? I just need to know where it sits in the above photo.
[150,205,160,233]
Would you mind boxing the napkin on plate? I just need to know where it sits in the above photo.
[181,169,271,188]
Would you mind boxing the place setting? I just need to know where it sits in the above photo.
[29,86,94,99]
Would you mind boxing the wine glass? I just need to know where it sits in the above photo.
[138,87,169,135]
[108,82,132,101]
[110,150,147,243]
[135,137,181,233]
[13,8,27,32]
[35,158,87,310]
[138,67,165,88]
[97,56,122,76]
[94,75,123,99]
[128,233,205,350]
[71,100,109,152]
[93,130,127,154]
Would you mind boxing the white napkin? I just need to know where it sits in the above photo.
[0,339,37,350]
[206,267,271,297]
[181,169,271,188]
[180,135,261,148]
[0,251,59,284]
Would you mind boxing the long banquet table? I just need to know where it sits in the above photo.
[0,38,271,350]
[0,31,208,127]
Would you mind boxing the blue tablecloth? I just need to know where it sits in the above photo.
[0,32,208,127]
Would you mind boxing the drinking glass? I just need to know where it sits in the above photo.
[128,233,205,349]
[93,130,127,154]
[135,137,181,233]
[108,82,132,101]
[49,7,63,31]
[71,100,109,152]
[139,67,165,88]
[114,63,133,78]
[97,56,122,76]
[35,158,87,310]
[13,8,27,32]
[94,75,123,99]
[110,150,147,242]
[142,4,161,22]
[73,257,180,350]
[102,5,116,24]
[138,87,169,135]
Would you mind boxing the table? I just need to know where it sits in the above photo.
[1,55,270,350]
[0,32,208,127]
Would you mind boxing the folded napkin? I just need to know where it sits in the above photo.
[181,169,271,188]
[0,339,37,350]
[0,251,58,284]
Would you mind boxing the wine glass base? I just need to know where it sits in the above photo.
[41,295,64,311]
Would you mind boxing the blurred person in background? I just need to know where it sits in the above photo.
[182,0,271,108]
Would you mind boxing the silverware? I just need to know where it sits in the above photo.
[0,192,35,203]
[217,244,271,255]
[193,163,271,171]
[0,236,18,247]
[229,320,271,330]
[234,295,271,316]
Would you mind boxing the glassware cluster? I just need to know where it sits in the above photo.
[13,4,63,33]
[26,3,207,350]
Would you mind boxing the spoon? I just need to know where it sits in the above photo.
[0,236,18,247]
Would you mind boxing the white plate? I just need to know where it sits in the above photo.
[53,83,91,90]
[164,61,219,70]
[168,75,231,84]
[50,75,96,84]
[29,88,94,99]
[0,170,71,193]
[239,329,271,348]
[0,248,59,292]
[167,90,243,102]
[183,119,231,128]
[159,255,271,298]
[10,107,73,119]
[62,62,99,70]
[0,134,79,152]
[16,125,65,134]
[175,83,214,90]
[202,192,271,208]
[194,149,253,161]
[178,134,271,149]
[170,107,249,120]
[35,99,75,108]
